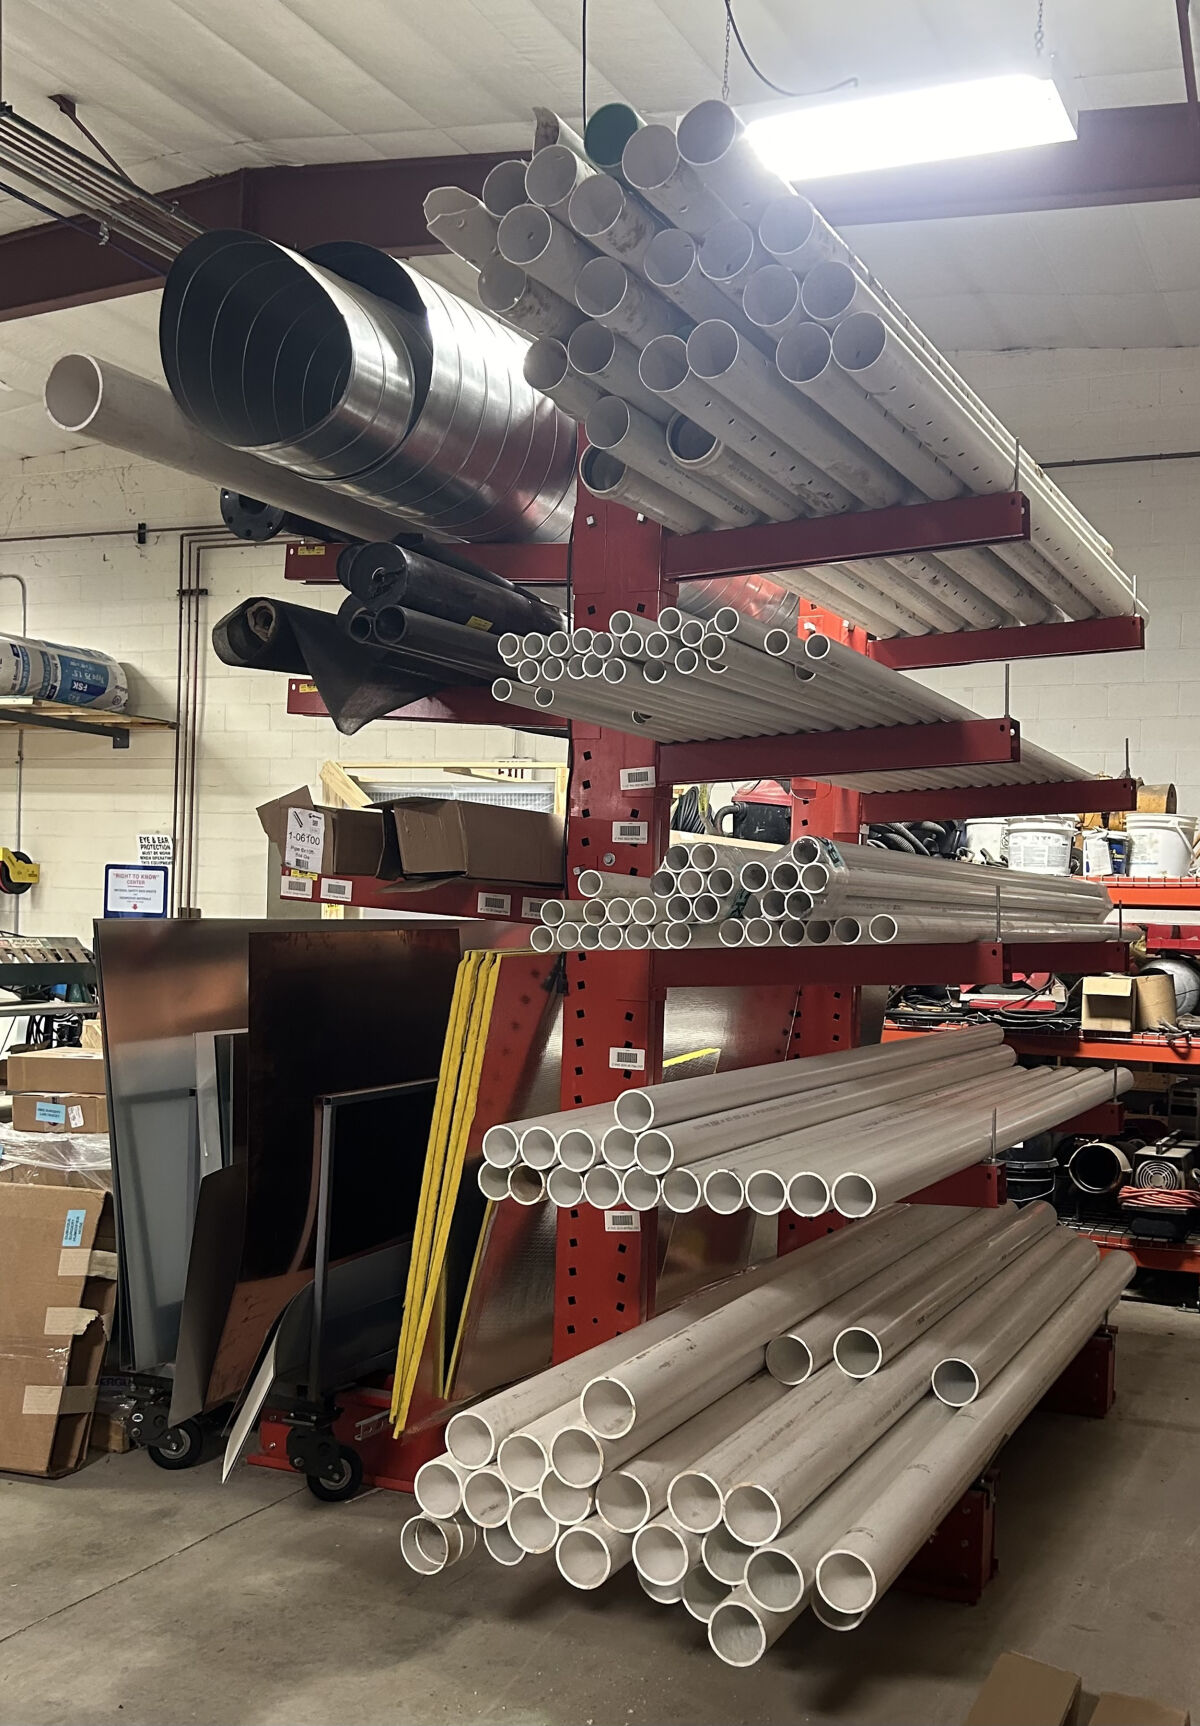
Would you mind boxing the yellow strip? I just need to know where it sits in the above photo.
[663,1047,720,1068]
[393,951,502,1430]
[389,952,479,1427]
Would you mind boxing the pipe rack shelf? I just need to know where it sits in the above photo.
[637,939,1132,991]
[0,699,174,749]
[1001,1030,1200,1068]
[1102,877,1200,907]
[1064,1220,1200,1277]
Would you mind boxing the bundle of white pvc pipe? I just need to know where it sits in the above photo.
[402,1197,1134,1666]
[493,608,1096,783]
[480,1016,1132,1219]
[426,102,1140,636]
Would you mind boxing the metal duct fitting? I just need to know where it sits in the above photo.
[218,489,339,544]
[159,230,577,544]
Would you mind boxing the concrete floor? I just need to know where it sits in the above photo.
[0,1298,1196,1726]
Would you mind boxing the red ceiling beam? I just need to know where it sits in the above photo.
[4,101,1200,324]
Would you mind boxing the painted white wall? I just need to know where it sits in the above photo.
[0,443,565,940]
[910,346,1200,816]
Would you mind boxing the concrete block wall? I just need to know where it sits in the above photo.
[910,346,1200,818]
[0,443,565,939]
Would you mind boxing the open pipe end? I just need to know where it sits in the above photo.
[523,337,570,392]
[719,920,747,946]
[799,258,856,322]
[799,861,831,893]
[932,1358,981,1407]
[745,1170,788,1216]
[816,1549,878,1616]
[539,1471,593,1525]
[702,1526,753,1586]
[703,1170,746,1214]
[495,1432,550,1494]
[708,1599,769,1667]
[661,1167,703,1212]
[446,1409,496,1469]
[414,1457,465,1518]
[723,1484,783,1546]
[577,925,602,949]
[601,1124,638,1168]
[557,1128,597,1171]
[632,1521,692,1586]
[686,319,741,382]
[634,1128,673,1173]
[580,1376,636,1441]
[667,1471,724,1533]
[677,98,739,167]
[621,122,681,193]
[481,1124,520,1167]
[400,1515,446,1575]
[775,320,833,384]
[770,860,801,890]
[520,1126,558,1167]
[638,329,690,391]
[598,923,626,949]
[868,915,899,944]
[463,1466,514,1527]
[596,1471,653,1534]
[568,171,624,238]
[508,1494,560,1554]
[833,1328,883,1378]
[739,861,770,891]
[832,1173,877,1218]
[478,1159,513,1200]
[508,1166,547,1205]
[787,1171,832,1218]
[833,918,862,944]
[681,1566,732,1622]
[639,1574,683,1604]
[576,256,628,320]
[758,193,818,258]
[556,1524,616,1589]
[497,203,554,267]
[546,1165,586,1207]
[745,1547,805,1613]
[583,1165,623,1208]
[744,263,801,330]
[744,919,773,946]
[483,1523,526,1566]
[622,1168,661,1211]
[830,310,888,372]
[779,920,807,948]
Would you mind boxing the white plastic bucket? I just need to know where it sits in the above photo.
[1126,813,1195,878]
[1082,830,1113,877]
[1006,816,1076,876]
[964,817,1007,863]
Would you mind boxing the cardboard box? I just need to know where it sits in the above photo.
[0,1184,117,1476]
[257,786,387,878]
[1080,974,1179,1035]
[6,1048,107,1096]
[385,798,564,885]
[11,1092,109,1135]
[967,1653,1082,1726]
[1089,1692,1190,1726]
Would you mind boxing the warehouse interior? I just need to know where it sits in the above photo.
[0,3,1198,1724]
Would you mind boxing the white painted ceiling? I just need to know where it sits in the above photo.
[0,0,1195,459]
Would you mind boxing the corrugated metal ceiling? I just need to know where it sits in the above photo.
[0,0,1194,460]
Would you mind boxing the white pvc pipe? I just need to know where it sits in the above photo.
[633,1513,704,1586]
[677,100,793,227]
[579,446,715,534]
[483,1522,526,1566]
[697,217,771,303]
[758,193,854,276]
[666,413,799,520]
[425,191,500,270]
[462,1465,514,1528]
[482,159,532,216]
[498,203,598,303]
[814,1251,1135,1617]
[43,355,408,545]
[644,227,764,337]
[566,320,675,423]
[703,1525,755,1586]
[568,172,661,269]
[594,1372,786,1534]
[585,396,761,527]
[584,1205,963,1452]
[681,1566,732,1623]
[622,123,730,236]
[614,1022,1002,1131]
[523,337,603,420]
[413,1452,473,1518]
[556,1516,634,1589]
[478,257,583,342]
[525,143,593,222]
[744,263,809,340]
[538,1472,594,1527]
[508,1492,560,1554]
[575,255,683,347]
[477,1163,512,1201]
[546,1165,586,1207]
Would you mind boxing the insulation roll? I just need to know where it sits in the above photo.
[0,632,128,712]
[159,232,578,544]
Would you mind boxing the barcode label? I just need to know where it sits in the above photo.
[320,877,353,902]
[280,874,314,899]
[620,766,656,790]
[604,1209,640,1232]
[521,897,547,919]
[612,821,649,845]
[609,1047,646,1071]
[477,891,512,915]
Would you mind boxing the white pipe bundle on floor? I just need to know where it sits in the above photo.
[430,106,1141,636]
[401,1198,1134,1667]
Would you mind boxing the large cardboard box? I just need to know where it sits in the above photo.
[7,1048,107,1095]
[1090,1692,1190,1725]
[1081,974,1178,1035]
[966,1653,1082,1726]
[385,798,563,885]
[256,786,388,878]
[12,1092,109,1135]
[0,1184,117,1476]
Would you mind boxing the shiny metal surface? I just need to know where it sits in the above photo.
[160,230,577,544]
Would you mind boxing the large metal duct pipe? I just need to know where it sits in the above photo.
[1067,1137,1135,1195]
[44,355,408,546]
[159,231,577,543]
[676,100,793,227]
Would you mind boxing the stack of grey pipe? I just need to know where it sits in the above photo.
[532,832,1118,958]
[426,99,1140,637]
[401,1195,1134,1662]
[476,1022,1133,1219]
[492,604,1095,780]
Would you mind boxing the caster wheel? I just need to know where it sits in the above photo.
[147,1417,205,1470]
[305,1445,363,1503]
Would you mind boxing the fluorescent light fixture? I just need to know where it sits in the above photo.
[747,73,1077,181]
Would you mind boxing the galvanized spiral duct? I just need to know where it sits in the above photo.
[159,231,577,544]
